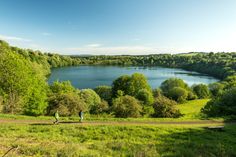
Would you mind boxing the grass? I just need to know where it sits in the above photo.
[0,99,235,156]
[0,123,235,157]
[177,99,210,119]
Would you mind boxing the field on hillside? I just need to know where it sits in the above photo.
[0,99,235,157]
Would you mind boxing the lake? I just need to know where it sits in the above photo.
[48,65,219,89]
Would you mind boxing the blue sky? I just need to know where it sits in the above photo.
[0,0,236,55]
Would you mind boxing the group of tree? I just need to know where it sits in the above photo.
[1,40,236,118]
[76,52,236,80]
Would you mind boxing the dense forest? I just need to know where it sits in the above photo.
[77,52,236,80]
[0,40,236,118]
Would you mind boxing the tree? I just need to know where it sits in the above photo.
[208,82,224,97]
[80,89,101,112]
[112,75,131,97]
[168,87,188,103]
[0,44,48,115]
[153,88,162,98]
[187,91,198,100]
[112,73,152,100]
[202,87,236,116]
[222,75,236,90]
[128,73,152,97]
[152,95,182,118]
[192,84,210,99]
[90,100,109,114]
[48,92,86,116]
[94,85,112,103]
[160,78,195,102]
[160,78,189,94]
[112,95,142,118]
[50,81,75,94]
[136,89,154,105]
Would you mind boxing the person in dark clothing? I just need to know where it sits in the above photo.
[79,110,83,123]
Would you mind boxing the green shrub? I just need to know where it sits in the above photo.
[112,73,152,98]
[152,95,182,118]
[80,89,101,111]
[94,85,112,103]
[202,87,236,116]
[222,75,236,89]
[90,99,109,114]
[160,78,190,94]
[153,88,162,98]
[208,82,224,97]
[112,95,142,118]
[136,89,154,105]
[168,87,188,103]
[187,91,198,100]
[48,92,86,116]
[50,81,75,94]
[192,84,210,99]
[160,78,194,102]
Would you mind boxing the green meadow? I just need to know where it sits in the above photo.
[0,99,235,157]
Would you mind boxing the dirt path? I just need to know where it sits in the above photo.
[0,119,234,126]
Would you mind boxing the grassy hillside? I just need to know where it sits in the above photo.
[0,123,235,156]
[0,99,235,156]
[177,99,210,119]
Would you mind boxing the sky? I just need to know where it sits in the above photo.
[0,0,236,55]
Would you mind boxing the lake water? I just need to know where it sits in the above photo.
[48,65,219,89]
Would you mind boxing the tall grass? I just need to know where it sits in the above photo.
[0,123,235,156]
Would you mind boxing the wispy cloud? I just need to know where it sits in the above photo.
[65,43,200,55]
[67,45,158,55]
[0,34,31,42]
[42,32,51,36]
[86,44,102,48]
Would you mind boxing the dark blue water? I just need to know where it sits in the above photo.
[48,65,219,89]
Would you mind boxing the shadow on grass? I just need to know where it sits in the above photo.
[154,124,236,157]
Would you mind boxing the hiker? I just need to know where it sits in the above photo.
[79,110,83,122]
[54,110,59,124]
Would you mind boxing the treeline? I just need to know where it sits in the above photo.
[0,40,82,76]
[76,52,236,80]
[1,40,236,117]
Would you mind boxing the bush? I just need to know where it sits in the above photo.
[112,95,142,118]
[50,81,75,94]
[90,100,109,114]
[0,95,3,112]
[187,91,198,100]
[202,87,236,116]
[80,89,101,112]
[94,85,112,103]
[112,73,152,98]
[136,89,154,105]
[222,75,236,90]
[152,95,182,118]
[48,92,86,116]
[153,88,162,98]
[208,82,224,97]
[160,78,194,102]
[168,87,188,103]
[160,78,189,94]
[192,84,210,99]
